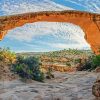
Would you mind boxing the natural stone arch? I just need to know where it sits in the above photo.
[0,10,100,54]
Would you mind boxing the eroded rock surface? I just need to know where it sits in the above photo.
[0,62,18,81]
[0,71,99,100]
[92,75,100,100]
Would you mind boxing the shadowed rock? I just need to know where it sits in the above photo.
[92,75,100,100]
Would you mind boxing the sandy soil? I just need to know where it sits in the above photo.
[0,71,99,100]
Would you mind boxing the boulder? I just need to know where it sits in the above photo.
[95,67,100,73]
[92,75,100,100]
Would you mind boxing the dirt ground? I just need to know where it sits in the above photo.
[0,71,99,100]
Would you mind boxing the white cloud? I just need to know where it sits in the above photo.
[7,22,88,46]
[49,43,90,49]
[0,0,72,16]
[65,0,100,13]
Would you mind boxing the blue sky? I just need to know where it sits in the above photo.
[0,0,100,52]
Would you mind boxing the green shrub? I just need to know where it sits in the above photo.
[78,57,92,71]
[78,55,100,71]
[74,58,81,64]
[66,62,71,66]
[91,55,100,70]
[46,67,54,79]
[13,56,44,82]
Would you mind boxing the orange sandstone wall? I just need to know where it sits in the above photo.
[0,10,100,54]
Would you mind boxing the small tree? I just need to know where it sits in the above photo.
[13,56,44,82]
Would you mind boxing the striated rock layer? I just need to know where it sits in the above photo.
[0,10,100,54]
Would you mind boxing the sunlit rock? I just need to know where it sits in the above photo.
[0,10,100,54]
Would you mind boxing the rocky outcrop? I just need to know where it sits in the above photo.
[95,67,100,73]
[0,10,100,54]
[0,61,17,81]
[92,75,100,100]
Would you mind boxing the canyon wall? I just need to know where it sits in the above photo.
[0,10,100,54]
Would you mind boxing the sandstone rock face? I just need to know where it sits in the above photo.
[92,75,100,99]
[95,67,100,73]
[0,61,17,81]
[0,10,100,54]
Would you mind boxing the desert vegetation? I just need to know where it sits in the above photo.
[0,47,100,99]
[0,48,45,82]
[12,56,45,82]
[0,48,16,80]
[0,48,100,82]
[40,49,96,72]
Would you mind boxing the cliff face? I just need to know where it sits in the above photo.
[0,10,100,54]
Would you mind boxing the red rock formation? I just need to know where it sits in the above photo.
[0,10,100,54]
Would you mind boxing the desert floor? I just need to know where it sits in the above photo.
[0,71,99,100]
